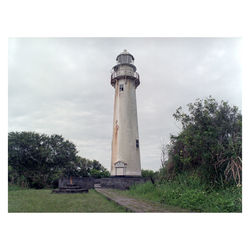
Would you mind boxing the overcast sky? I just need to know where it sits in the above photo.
[8,38,242,171]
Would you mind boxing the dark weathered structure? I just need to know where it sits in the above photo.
[52,177,94,193]
[95,176,146,189]
[53,176,147,193]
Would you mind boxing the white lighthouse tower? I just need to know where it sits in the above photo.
[110,50,141,176]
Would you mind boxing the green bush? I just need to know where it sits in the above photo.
[141,169,155,178]
[8,132,78,188]
[166,97,242,187]
[8,184,28,191]
[8,132,110,188]
[127,174,242,212]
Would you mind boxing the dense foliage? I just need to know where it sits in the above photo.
[125,97,242,212]
[8,132,78,188]
[8,131,109,188]
[141,169,155,178]
[126,175,242,212]
[75,156,110,178]
[166,97,242,187]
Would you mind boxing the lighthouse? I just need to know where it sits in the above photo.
[110,50,141,176]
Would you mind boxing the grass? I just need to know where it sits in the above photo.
[121,176,242,212]
[8,185,127,212]
[112,188,190,212]
[8,176,242,213]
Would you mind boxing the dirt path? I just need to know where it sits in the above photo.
[95,188,189,212]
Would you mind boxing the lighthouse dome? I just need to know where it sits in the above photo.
[116,49,134,64]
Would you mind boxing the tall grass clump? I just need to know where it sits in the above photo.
[127,173,241,212]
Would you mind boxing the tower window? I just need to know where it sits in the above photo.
[136,139,139,148]
[119,84,124,92]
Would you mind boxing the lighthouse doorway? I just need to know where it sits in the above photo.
[114,161,127,176]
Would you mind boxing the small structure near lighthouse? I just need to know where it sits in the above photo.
[110,50,141,176]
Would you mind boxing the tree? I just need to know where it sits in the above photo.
[8,132,78,188]
[61,156,110,178]
[9,131,111,188]
[141,169,155,178]
[74,156,90,177]
[167,96,242,186]
[87,159,110,178]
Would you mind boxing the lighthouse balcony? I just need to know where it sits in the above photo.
[111,70,140,87]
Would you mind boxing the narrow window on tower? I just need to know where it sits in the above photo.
[119,84,124,92]
[136,139,139,148]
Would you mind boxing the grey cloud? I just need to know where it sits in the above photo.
[8,38,241,171]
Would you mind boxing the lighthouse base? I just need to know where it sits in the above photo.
[55,176,147,191]
[96,176,145,190]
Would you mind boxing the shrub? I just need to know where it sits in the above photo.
[127,174,242,212]
[166,97,242,187]
[8,131,110,188]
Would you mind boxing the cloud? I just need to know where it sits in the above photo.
[8,38,242,171]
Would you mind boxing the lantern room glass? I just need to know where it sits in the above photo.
[117,54,134,64]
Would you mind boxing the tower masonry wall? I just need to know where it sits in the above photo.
[111,76,141,176]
